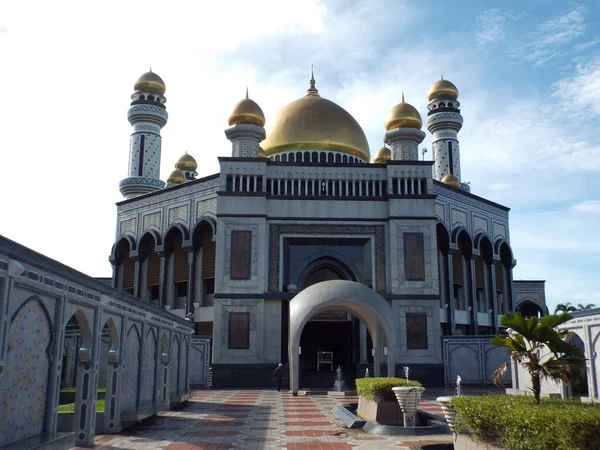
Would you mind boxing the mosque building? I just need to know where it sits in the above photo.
[110,69,547,390]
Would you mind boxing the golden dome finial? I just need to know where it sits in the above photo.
[307,65,319,97]
[167,169,186,185]
[385,93,423,131]
[228,89,266,127]
[374,145,391,163]
[134,69,166,94]
[175,152,198,171]
[441,173,460,189]
[428,76,459,101]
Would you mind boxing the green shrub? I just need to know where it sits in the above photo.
[451,395,600,450]
[356,377,422,402]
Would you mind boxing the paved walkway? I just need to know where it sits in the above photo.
[85,389,463,449]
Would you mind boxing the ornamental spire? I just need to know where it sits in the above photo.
[306,64,319,96]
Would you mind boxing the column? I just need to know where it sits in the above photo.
[133,255,141,298]
[447,252,456,334]
[489,262,499,333]
[103,355,123,433]
[467,257,478,334]
[359,322,368,363]
[186,249,194,315]
[158,251,167,309]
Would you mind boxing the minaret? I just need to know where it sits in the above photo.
[426,76,462,188]
[119,70,168,199]
[224,88,266,157]
[384,92,426,160]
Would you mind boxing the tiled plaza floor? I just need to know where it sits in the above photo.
[80,389,476,450]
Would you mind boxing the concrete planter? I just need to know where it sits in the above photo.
[357,396,404,426]
[436,396,457,434]
[392,386,425,427]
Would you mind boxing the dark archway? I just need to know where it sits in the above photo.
[114,237,136,294]
[138,232,160,304]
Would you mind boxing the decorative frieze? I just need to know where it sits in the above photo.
[473,215,488,235]
[196,198,218,219]
[143,212,161,230]
[451,209,467,229]
[435,203,445,221]
[119,218,136,235]
[168,205,188,225]
[493,223,507,240]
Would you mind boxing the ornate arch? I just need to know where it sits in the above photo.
[288,280,396,395]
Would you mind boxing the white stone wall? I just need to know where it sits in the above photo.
[391,299,442,364]
[388,220,439,295]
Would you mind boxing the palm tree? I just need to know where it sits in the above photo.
[491,312,585,404]
[576,303,595,311]
[554,302,576,314]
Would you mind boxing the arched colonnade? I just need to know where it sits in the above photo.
[110,214,217,315]
[436,222,515,334]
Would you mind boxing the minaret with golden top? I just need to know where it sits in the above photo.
[384,92,426,161]
[225,88,266,157]
[119,70,169,198]
[426,76,462,188]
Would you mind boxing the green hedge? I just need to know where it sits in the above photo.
[451,395,600,450]
[356,377,422,402]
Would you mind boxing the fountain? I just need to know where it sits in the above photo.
[436,374,462,437]
[392,365,425,427]
[333,365,347,392]
[365,368,369,378]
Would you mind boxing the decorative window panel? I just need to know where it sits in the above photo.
[404,232,425,281]
[406,313,427,349]
[230,231,252,280]
[228,312,250,349]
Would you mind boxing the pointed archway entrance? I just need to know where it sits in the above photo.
[288,280,396,395]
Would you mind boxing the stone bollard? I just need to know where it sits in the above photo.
[392,386,425,427]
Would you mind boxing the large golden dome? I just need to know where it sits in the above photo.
[427,76,458,101]
[385,93,422,130]
[175,153,197,171]
[228,89,265,127]
[134,70,166,94]
[261,74,370,161]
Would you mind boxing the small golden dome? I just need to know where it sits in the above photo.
[441,173,460,188]
[175,153,197,171]
[385,93,423,130]
[373,146,391,163]
[167,169,186,185]
[262,72,370,161]
[134,70,166,94]
[228,89,265,127]
[258,146,266,158]
[428,76,458,101]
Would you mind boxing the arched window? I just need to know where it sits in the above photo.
[282,154,288,162]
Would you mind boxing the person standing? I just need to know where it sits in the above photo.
[273,363,284,392]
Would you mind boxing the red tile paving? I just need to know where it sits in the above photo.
[87,389,459,449]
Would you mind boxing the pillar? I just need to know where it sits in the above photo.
[359,322,368,363]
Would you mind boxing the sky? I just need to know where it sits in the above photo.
[0,0,599,314]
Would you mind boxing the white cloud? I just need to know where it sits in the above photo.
[506,5,588,66]
[568,200,600,216]
[476,9,507,45]
[552,57,600,116]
